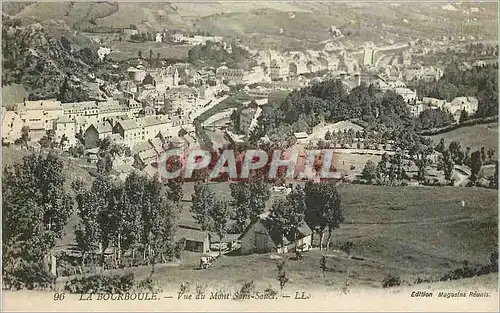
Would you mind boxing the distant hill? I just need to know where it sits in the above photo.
[427,122,498,155]
[3,1,497,48]
[2,15,104,101]
[2,83,29,107]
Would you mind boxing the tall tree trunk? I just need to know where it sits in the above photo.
[318,230,323,251]
[81,252,86,274]
[219,232,222,256]
[294,231,298,254]
[117,233,121,267]
[326,227,332,251]
[318,228,325,251]
[113,246,118,269]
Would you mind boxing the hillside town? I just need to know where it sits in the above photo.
[2,37,490,158]
[2,2,498,308]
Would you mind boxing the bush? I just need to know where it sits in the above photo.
[174,239,186,260]
[238,280,255,298]
[382,274,401,288]
[3,262,56,291]
[135,277,162,293]
[489,249,498,270]
[340,242,354,255]
[439,258,498,282]
[64,273,135,294]
[264,287,278,297]
[413,277,432,284]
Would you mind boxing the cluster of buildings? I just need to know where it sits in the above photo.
[123,64,230,119]
[418,96,479,121]
[2,98,199,167]
[177,206,312,255]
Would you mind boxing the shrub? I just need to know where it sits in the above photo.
[264,287,278,297]
[382,274,401,288]
[3,262,56,291]
[489,249,498,270]
[135,277,162,293]
[340,242,354,255]
[276,260,289,290]
[174,239,186,260]
[64,273,135,294]
[239,280,255,298]
[439,259,498,282]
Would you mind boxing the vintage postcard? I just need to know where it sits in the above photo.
[1,0,498,311]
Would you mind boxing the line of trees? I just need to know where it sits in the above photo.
[3,153,74,289]
[189,183,231,255]
[190,180,344,253]
[268,182,344,252]
[249,80,426,151]
[187,40,250,69]
[73,170,183,270]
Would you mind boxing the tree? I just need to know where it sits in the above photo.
[210,199,231,255]
[230,180,271,232]
[144,174,178,264]
[20,126,30,144]
[459,109,469,123]
[149,49,153,61]
[376,153,389,182]
[487,148,495,163]
[167,180,184,203]
[387,153,403,185]
[73,178,102,269]
[480,147,487,164]
[138,51,142,59]
[304,182,343,251]
[442,150,454,185]
[490,161,498,189]
[269,185,306,252]
[361,160,377,184]
[324,130,332,141]
[435,138,446,153]
[97,151,113,175]
[448,141,463,164]
[3,153,73,288]
[409,138,433,181]
[60,134,68,147]
[470,150,482,184]
[276,260,289,290]
[190,183,215,230]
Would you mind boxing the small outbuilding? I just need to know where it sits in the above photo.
[239,212,312,255]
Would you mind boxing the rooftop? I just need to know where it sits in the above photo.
[240,211,312,245]
[294,132,309,139]
[177,227,209,242]
[90,122,112,134]
[17,99,62,111]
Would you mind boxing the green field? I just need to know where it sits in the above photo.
[3,146,497,291]
[151,183,498,291]
[427,122,498,156]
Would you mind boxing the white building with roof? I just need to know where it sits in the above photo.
[2,110,23,143]
[447,96,479,121]
[15,99,64,132]
[394,87,417,104]
[54,115,77,148]
[112,115,181,148]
